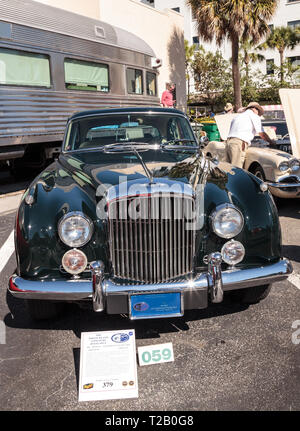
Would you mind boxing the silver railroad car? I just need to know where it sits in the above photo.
[0,0,161,172]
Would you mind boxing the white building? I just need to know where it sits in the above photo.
[144,0,300,91]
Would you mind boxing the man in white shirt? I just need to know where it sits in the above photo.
[226,102,276,168]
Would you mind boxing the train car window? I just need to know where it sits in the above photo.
[126,68,143,94]
[64,58,109,92]
[146,72,157,96]
[0,48,51,87]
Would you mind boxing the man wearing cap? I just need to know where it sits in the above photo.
[225,102,276,168]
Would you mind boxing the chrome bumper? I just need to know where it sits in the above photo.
[267,182,300,198]
[9,258,292,314]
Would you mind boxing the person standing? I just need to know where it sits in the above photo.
[226,102,276,168]
[161,83,175,108]
[223,102,234,114]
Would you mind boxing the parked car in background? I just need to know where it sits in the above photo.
[252,120,291,154]
[202,113,300,199]
[8,107,291,321]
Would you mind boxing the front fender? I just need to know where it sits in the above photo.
[15,163,106,279]
[195,164,281,268]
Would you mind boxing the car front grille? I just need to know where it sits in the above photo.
[108,194,196,283]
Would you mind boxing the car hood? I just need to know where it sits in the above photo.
[279,89,300,158]
[57,148,228,192]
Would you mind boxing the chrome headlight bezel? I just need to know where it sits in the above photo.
[58,211,93,248]
[210,204,244,239]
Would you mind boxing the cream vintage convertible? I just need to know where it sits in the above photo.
[200,89,300,199]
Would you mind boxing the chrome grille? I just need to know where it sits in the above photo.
[108,195,195,283]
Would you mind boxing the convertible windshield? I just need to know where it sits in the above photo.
[64,113,197,151]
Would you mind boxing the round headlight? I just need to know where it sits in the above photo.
[290,159,300,172]
[279,161,289,172]
[211,204,244,239]
[58,212,93,247]
[221,240,245,266]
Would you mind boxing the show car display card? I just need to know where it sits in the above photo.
[79,330,138,402]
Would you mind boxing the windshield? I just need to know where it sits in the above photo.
[263,121,288,138]
[64,113,197,151]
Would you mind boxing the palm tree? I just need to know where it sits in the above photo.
[258,26,300,84]
[240,40,265,86]
[184,39,196,100]
[187,0,278,111]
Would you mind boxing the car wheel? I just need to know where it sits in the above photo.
[229,284,272,304]
[253,165,266,181]
[25,300,64,320]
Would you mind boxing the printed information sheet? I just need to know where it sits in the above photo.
[79,330,138,402]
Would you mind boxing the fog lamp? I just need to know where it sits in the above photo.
[221,240,245,266]
[62,249,87,275]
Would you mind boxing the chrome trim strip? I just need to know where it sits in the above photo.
[267,182,300,189]
[9,259,292,301]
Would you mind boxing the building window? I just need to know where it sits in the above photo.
[192,36,200,49]
[266,59,275,75]
[146,72,157,96]
[289,56,300,67]
[64,58,109,92]
[288,20,300,30]
[0,47,51,87]
[126,68,143,94]
[172,7,180,13]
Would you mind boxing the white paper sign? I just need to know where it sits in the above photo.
[138,342,174,366]
[79,330,138,402]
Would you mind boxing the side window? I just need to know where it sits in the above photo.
[126,68,143,94]
[64,58,109,92]
[0,47,51,87]
[146,72,157,96]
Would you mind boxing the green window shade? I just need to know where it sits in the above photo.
[64,59,109,92]
[0,48,50,87]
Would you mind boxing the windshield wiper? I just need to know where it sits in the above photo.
[160,139,198,151]
[104,141,154,183]
[103,142,154,152]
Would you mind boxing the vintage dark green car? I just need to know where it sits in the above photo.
[9,108,292,320]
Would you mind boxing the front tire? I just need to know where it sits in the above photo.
[253,165,266,181]
[25,300,64,320]
[229,284,272,304]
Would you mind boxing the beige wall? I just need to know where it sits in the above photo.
[36,0,100,19]
[34,0,186,110]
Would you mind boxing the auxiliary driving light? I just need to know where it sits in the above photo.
[221,240,245,266]
[62,249,88,275]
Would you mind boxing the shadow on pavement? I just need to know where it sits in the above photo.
[4,289,249,340]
